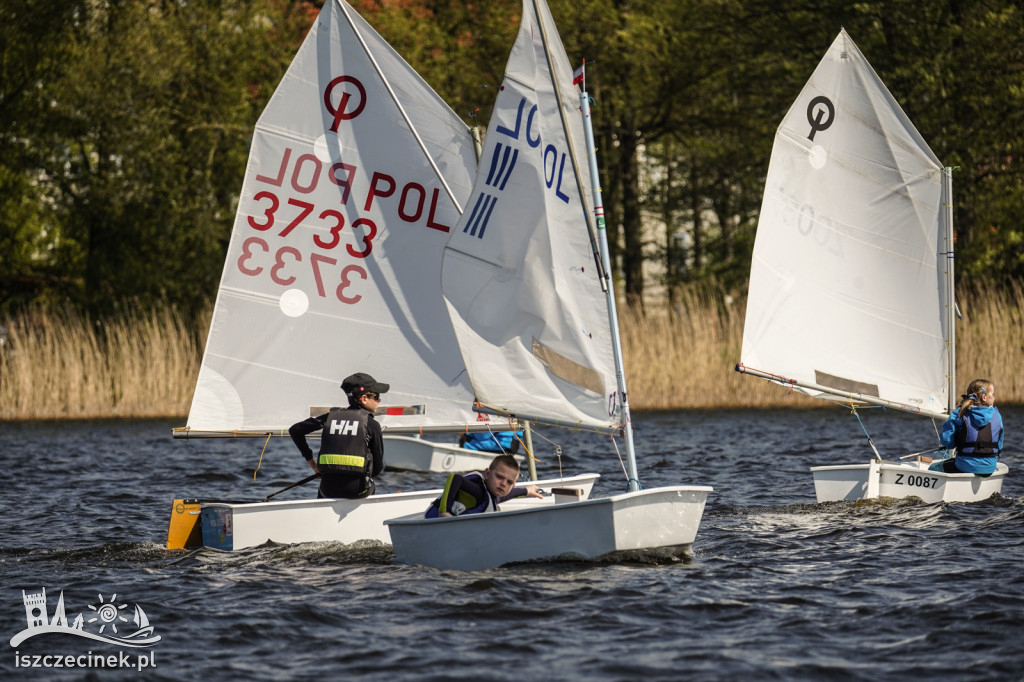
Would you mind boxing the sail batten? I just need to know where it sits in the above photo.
[739,29,949,417]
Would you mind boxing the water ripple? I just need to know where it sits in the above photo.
[1,412,1022,681]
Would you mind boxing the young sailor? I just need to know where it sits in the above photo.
[425,454,542,518]
[289,372,389,499]
[930,378,1004,476]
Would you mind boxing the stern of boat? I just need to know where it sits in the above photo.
[386,485,712,571]
[166,498,203,550]
[811,460,1008,503]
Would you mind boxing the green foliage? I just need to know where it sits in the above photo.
[0,0,316,315]
[1,0,1022,318]
[353,0,520,127]
[843,0,1024,283]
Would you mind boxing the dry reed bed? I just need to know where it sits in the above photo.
[0,306,204,420]
[622,281,1024,410]
[955,280,1024,402]
[620,288,818,410]
[1,282,1020,420]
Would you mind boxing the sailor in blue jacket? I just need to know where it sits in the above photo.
[930,379,1004,476]
[459,429,524,453]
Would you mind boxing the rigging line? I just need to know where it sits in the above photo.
[334,0,465,215]
[253,432,272,481]
[527,427,562,472]
[470,402,534,461]
[899,447,946,460]
[610,429,627,480]
[528,0,608,286]
[606,429,639,490]
[506,416,539,463]
[847,403,884,461]
[526,424,585,479]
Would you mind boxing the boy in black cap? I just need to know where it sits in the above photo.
[288,372,390,499]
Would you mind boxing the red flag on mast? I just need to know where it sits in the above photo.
[572,58,585,86]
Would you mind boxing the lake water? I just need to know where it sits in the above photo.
[1,407,1022,681]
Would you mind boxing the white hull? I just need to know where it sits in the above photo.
[198,473,598,551]
[382,435,515,473]
[811,460,1008,503]
[386,485,712,571]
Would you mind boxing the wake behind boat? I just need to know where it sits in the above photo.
[167,0,598,550]
[386,0,711,571]
[736,29,1008,503]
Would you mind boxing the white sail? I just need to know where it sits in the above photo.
[386,0,711,571]
[440,0,618,430]
[132,605,149,629]
[739,29,949,417]
[185,0,480,434]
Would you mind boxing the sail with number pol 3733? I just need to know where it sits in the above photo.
[385,0,712,571]
[736,29,1008,502]
[181,0,478,437]
[165,0,598,552]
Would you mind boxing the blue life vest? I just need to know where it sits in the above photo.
[956,407,1003,456]
[461,431,522,453]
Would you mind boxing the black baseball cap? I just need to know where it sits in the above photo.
[341,372,390,398]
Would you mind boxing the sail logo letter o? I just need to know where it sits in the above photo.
[806,96,834,141]
[399,183,426,222]
[526,105,541,148]
[543,145,559,188]
[324,76,367,132]
[291,153,323,193]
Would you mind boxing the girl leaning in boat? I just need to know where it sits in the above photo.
[929,379,1004,476]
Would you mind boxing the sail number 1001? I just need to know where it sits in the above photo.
[894,473,938,489]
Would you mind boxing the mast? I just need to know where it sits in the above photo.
[525,0,638,489]
[943,167,956,415]
[527,0,608,288]
[578,91,641,491]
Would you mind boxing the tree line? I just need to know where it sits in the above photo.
[2,0,1021,317]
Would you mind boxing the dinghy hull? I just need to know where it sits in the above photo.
[386,486,712,571]
[188,473,598,551]
[382,435,519,473]
[810,461,1008,503]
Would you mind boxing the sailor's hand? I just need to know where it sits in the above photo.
[307,459,319,474]
[524,485,543,499]
[440,512,453,517]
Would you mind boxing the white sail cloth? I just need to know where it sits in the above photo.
[187,0,478,433]
[440,0,619,430]
[740,29,949,416]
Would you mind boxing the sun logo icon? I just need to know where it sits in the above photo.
[86,593,129,634]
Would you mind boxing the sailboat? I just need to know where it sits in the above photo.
[385,0,712,571]
[166,0,597,551]
[736,29,1008,503]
